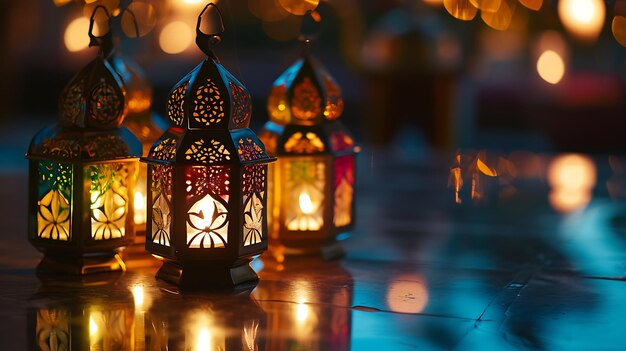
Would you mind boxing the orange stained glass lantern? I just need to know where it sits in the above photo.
[26,6,141,275]
[259,37,359,260]
[142,3,275,288]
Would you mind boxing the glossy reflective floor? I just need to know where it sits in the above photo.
[2,146,626,350]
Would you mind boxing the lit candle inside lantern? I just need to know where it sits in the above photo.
[298,192,314,215]
[199,200,215,230]
[134,191,147,225]
[196,328,212,351]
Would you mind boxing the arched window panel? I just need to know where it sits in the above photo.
[184,166,230,249]
[36,161,73,241]
[150,164,173,247]
[281,159,326,231]
[242,165,267,247]
[333,155,355,228]
[86,162,133,241]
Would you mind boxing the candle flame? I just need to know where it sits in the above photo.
[197,328,211,351]
[299,192,314,214]
[199,200,215,229]
[134,191,147,225]
[89,315,98,336]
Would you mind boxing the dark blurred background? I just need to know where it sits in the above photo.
[2,0,626,167]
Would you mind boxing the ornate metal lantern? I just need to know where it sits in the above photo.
[143,3,275,288]
[26,7,141,274]
[259,37,359,260]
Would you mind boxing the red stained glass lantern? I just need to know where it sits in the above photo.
[26,6,141,274]
[259,26,359,260]
[142,3,275,288]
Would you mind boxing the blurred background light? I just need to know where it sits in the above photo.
[159,21,193,54]
[536,50,565,84]
[558,0,605,42]
[64,17,90,52]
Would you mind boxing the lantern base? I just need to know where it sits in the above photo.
[37,253,126,275]
[156,260,259,289]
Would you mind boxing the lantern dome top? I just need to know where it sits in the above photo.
[165,3,252,131]
[146,3,274,167]
[58,6,128,130]
[267,49,344,126]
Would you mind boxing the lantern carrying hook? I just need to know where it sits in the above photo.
[88,5,114,56]
[195,3,224,61]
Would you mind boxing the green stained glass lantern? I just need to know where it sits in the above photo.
[142,3,275,288]
[259,21,359,260]
[26,6,141,275]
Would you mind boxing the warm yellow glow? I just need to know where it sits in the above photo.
[199,199,215,229]
[558,0,605,42]
[296,302,309,322]
[548,154,596,191]
[64,17,90,52]
[134,191,147,225]
[537,50,565,85]
[89,315,98,336]
[90,190,100,204]
[386,274,429,313]
[196,328,211,351]
[132,285,145,307]
[278,103,286,111]
[548,154,596,213]
[159,21,193,54]
[298,192,314,215]
[549,189,592,213]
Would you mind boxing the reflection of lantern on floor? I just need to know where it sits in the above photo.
[144,290,266,350]
[26,6,141,274]
[142,3,275,288]
[259,37,359,259]
[28,275,135,351]
[254,259,353,350]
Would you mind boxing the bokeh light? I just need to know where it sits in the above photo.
[612,16,626,47]
[558,0,605,42]
[159,21,193,54]
[121,1,157,38]
[386,274,429,313]
[64,17,90,52]
[277,0,320,16]
[536,50,565,84]
[548,154,597,213]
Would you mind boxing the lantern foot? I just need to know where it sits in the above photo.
[156,260,259,289]
[37,253,126,275]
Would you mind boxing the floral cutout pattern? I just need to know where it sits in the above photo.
[291,77,321,121]
[243,192,264,246]
[167,82,188,126]
[87,163,129,240]
[192,78,225,126]
[150,138,177,161]
[151,165,172,246]
[59,79,84,126]
[230,82,251,128]
[237,138,265,162]
[185,139,231,163]
[37,189,71,241]
[284,132,325,154]
[323,75,344,120]
[89,82,122,125]
[186,193,229,248]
